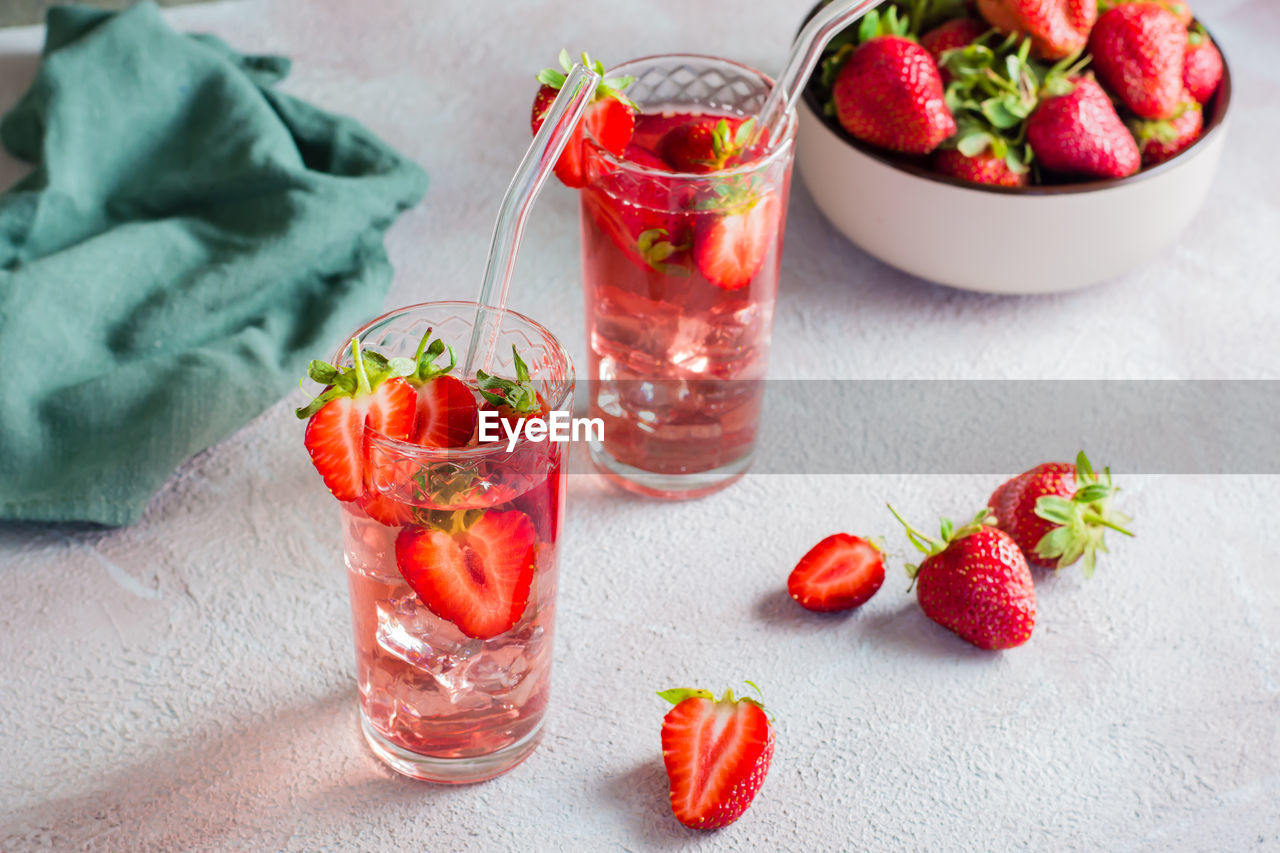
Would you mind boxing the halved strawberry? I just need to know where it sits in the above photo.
[355,490,416,527]
[787,533,885,612]
[394,510,537,639]
[476,345,549,437]
[658,116,755,173]
[659,686,775,830]
[693,192,780,290]
[532,50,636,189]
[414,375,479,447]
[297,338,416,502]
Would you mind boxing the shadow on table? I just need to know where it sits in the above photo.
[0,687,453,849]
[755,587,1000,661]
[601,757,706,845]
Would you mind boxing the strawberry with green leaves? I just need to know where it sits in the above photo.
[936,33,1037,186]
[890,506,1036,650]
[988,451,1134,575]
[1089,3,1188,120]
[395,509,538,639]
[832,31,956,154]
[476,346,547,429]
[659,685,774,830]
[1182,24,1223,105]
[693,188,780,291]
[658,117,757,174]
[975,0,1096,60]
[297,338,416,502]
[402,330,478,448]
[532,50,637,188]
[1131,94,1202,165]
[921,17,989,80]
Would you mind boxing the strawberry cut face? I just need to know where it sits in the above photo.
[693,193,780,291]
[660,689,775,830]
[788,533,885,612]
[414,374,479,448]
[394,510,537,640]
[303,375,415,503]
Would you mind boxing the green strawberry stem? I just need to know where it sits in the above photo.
[888,504,994,585]
[1081,512,1135,537]
[351,337,372,396]
[658,685,765,711]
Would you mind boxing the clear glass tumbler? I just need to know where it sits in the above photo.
[338,301,572,783]
[579,54,797,499]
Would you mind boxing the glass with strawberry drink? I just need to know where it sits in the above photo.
[299,304,572,783]
[297,65,598,783]
[531,3,884,498]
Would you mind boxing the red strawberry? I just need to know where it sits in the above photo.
[531,50,637,189]
[1090,4,1188,120]
[659,686,774,830]
[395,510,537,639]
[624,142,674,171]
[921,17,989,81]
[934,148,1029,187]
[414,375,478,447]
[832,36,956,155]
[658,116,755,173]
[890,507,1036,650]
[787,533,885,612]
[989,451,1134,575]
[692,192,780,290]
[1099,0,1193,26]
[1182,26,1223,104]
[297,338,416,502]
[355,490,416,527]
[1027,75,1141,178]
[976,0,1096,59]
[1132,95,1202,164]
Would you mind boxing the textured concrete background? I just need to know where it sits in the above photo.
[1,0,1279,850]
[0,0,209,28]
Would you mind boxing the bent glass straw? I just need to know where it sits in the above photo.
[464,62,602,374]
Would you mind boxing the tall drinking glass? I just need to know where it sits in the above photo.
[579,54,797,499]
[339,301,572,783]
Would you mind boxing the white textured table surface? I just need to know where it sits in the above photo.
[2,1,1279,851]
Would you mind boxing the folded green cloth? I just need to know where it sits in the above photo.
[0,3,427,526]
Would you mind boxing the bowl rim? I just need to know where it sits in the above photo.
[799,8,1233,196]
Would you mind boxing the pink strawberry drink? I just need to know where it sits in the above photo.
[313,302,572,784]
[579,55,796,499]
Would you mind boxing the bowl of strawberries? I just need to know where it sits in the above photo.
[796,0,1231,293]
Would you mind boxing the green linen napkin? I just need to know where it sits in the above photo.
[0,3,428,526]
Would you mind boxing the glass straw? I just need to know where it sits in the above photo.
[463,62,602,375]
[755,0,889,145]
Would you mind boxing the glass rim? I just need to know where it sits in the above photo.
[333,299,575,463]
[584,52,799,182]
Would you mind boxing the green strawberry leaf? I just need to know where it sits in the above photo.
[657,688,715,706]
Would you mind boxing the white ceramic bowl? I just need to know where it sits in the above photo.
[796,43,1232,294]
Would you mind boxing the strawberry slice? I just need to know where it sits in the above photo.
[355,490,416,527]
[693,192,780,290]
[658,116,755,173]
[659,686,775,830]
[298,338,415,502]
[414,375,479,447]
[531,50,636,188]
[395,510,537,639]
[787,534,885,612]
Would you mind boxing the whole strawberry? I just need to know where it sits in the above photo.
[1131,95,1203,164]
[659,685,774,830]
[934,148,1028,187]
[832,35,957,155]
[989,451,1134,575]
[1090,3,1188,119]
[890,507,1036,650]
[1183,25,1224,105]
[976,0,1095,60]
[921,17,989,82]
[1027,75,1141,178]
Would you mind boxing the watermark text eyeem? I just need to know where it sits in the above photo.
[477,410,604,452]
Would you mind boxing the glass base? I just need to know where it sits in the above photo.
[360,711,544,784]
[589,441,751,500]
